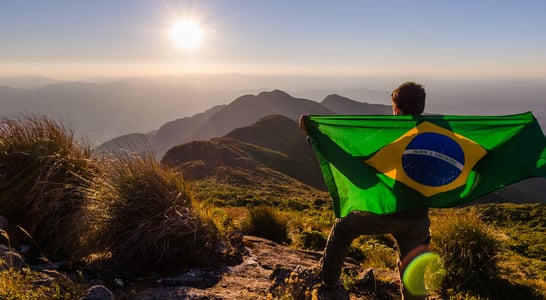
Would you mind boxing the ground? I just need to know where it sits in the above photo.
[122,236,402,300]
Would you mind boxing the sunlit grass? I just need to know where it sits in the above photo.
[243,206,290,244]
[98,153,223,276]
[430,206,546,299]
[0,268,67,299]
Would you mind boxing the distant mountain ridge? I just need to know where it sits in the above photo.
[0,81,234,144]
[321,94,393,115]
[2,78,545,146]
[2,78,544,205]
[98,89,392,157]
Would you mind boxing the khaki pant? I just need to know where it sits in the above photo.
[320,211,431,300]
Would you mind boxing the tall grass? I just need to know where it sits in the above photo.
[0,113,231,279]
[354,235,398,270]
[0,114,100,261]
[431,208,501,297]
[243,206,290,244]
[100,153,221,276]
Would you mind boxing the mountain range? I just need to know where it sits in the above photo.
[3,75,544,146]
[98,90,393,157]
[0,80,238,144]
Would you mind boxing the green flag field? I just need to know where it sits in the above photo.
[304,112,546,217]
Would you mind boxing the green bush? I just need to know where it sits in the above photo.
[353,236,398,269]
[0,268,75,299]
[431,208,501,296]
[296,230,327,251]
[243,206,290,244]
[0,114,100,261]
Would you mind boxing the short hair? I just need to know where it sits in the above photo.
[391,82,426,115]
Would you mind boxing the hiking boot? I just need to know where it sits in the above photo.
[317,282,349,300]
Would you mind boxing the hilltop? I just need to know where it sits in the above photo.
[162,114,326,191]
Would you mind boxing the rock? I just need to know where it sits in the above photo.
[0,215,8,230]
[81,285,114,300]
[357,268,375,286]
[127,235,369,299]
[0,244,26,270]
[2,233,402,299]
[316,283,351,300]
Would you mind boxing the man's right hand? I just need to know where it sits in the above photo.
[299,115,308,132]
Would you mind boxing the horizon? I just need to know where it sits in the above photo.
[1,1,546,144]
[2,1,546,80]
[2,75,545,146]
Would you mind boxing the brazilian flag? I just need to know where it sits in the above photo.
[304,112,546,217]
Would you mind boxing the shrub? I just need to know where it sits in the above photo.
[0,268,69,299]
[353,236,398,269]
[0,114,100,261]
[101,153,221,276]
[296,230,327,251]
[243,206,290,244]
[431,208,501,296]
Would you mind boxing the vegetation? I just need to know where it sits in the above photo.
[0,229,84,299]
[0,114,100,261]
[243,206,290,244]
[100,153,222,276]
[429,206,545,299]
[0,114,544,299]
[0,115,235,296]
[352,235,398,270]
[295,230,327,251]
[431,208,501,296]
[0,268,72,300]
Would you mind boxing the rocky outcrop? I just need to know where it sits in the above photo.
[0,227,402,299]
[116,236,401,299]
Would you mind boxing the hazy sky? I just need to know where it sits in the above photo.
[1,0,546,80]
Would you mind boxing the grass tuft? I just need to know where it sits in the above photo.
[100,153,221,276]
[431,208,501,297]
[0,114,100,261]
[243,206,290,244]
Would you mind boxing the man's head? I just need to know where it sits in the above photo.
[391,82,426,116]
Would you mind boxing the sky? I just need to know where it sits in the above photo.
[1,0,546,80]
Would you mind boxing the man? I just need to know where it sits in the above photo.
[299,82,431,299]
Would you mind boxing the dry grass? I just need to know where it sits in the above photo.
[431,208,501,297]
[0,113,235,286]
[0,114,100,261]
[0,268,65,299]
[243,205,290,244]
[100,153,221,276]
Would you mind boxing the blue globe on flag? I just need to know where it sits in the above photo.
[402,132,465,187]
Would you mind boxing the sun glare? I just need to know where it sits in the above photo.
[171,19,203,49]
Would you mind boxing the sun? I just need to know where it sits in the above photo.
[170,19,203,49]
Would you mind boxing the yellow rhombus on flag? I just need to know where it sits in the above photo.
[365,121,487,197]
